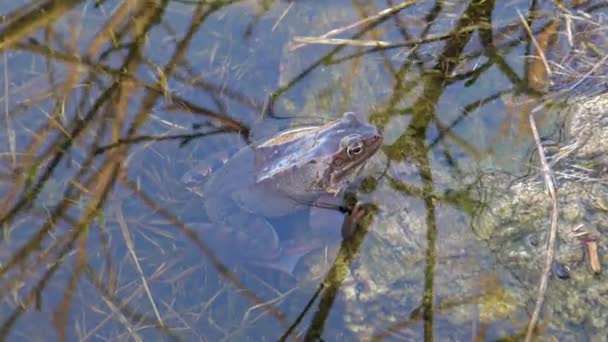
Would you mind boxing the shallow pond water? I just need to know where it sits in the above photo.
[0,0,606,340]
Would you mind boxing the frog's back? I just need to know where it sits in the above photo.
[203,144,307,221]
[204,145,256,194]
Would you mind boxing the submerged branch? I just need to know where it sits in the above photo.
[0,0,84,52]
[525,113,559,341]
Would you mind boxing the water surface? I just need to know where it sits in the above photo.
[0,0,604,340]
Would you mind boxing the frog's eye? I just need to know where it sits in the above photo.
[347,141,364,157]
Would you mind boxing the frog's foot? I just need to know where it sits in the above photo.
[181,149,237,192]
[248,241,339,281]
[341,203,372,239]
[247,242,319,277]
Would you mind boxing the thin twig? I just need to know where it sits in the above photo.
[319,0,416,39]
[272,1,294,32]
[98,295,143,342]
[517,9,552,78]
[289,0,418,50]
[93,129,231,155]
[0,0,84,52]
[114,201,165,328]
[292,37,392,48]
[2,51,16,167]
[566,53,608,92]
[565,14,573,47]
[525,113,559,342]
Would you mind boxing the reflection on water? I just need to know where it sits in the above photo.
[0,0,607,340]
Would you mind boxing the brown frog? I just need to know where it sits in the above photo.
[182,112,383,275]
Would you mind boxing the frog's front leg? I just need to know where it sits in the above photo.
[284,200,365,282]
[309,194,349,239]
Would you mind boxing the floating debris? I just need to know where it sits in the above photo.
[552,261,571,280]
[584,239,602,275]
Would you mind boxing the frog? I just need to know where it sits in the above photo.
[181,112,383,276]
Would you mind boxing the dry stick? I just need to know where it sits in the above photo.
[519,7,559,339]
[0,0,84,52]
[565,14,573,47]
[292,37,392,48]
[517,9,552,78]
[271,1,294,32]
[2,51,16,167]
[567,53,608,92]
[289,0,418,50]
[318,0,417,39]
[305,24,482,63]
[114,201,165,328]
[94,129,231,154]
[525,112,559,342]
[98,294,144,342]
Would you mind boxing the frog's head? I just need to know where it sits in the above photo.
[314,112,383,193]
[254,112,382,196]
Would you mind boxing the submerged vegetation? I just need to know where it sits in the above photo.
[0,0,606,340]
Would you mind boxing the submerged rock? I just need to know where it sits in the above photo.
[340,88,608,339]
[473,90,608,332]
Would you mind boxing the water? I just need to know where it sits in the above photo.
[0,0,606,340]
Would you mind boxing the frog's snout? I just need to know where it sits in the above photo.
[368,132,383,147]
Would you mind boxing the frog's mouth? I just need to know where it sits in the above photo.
[328,163,365,192]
